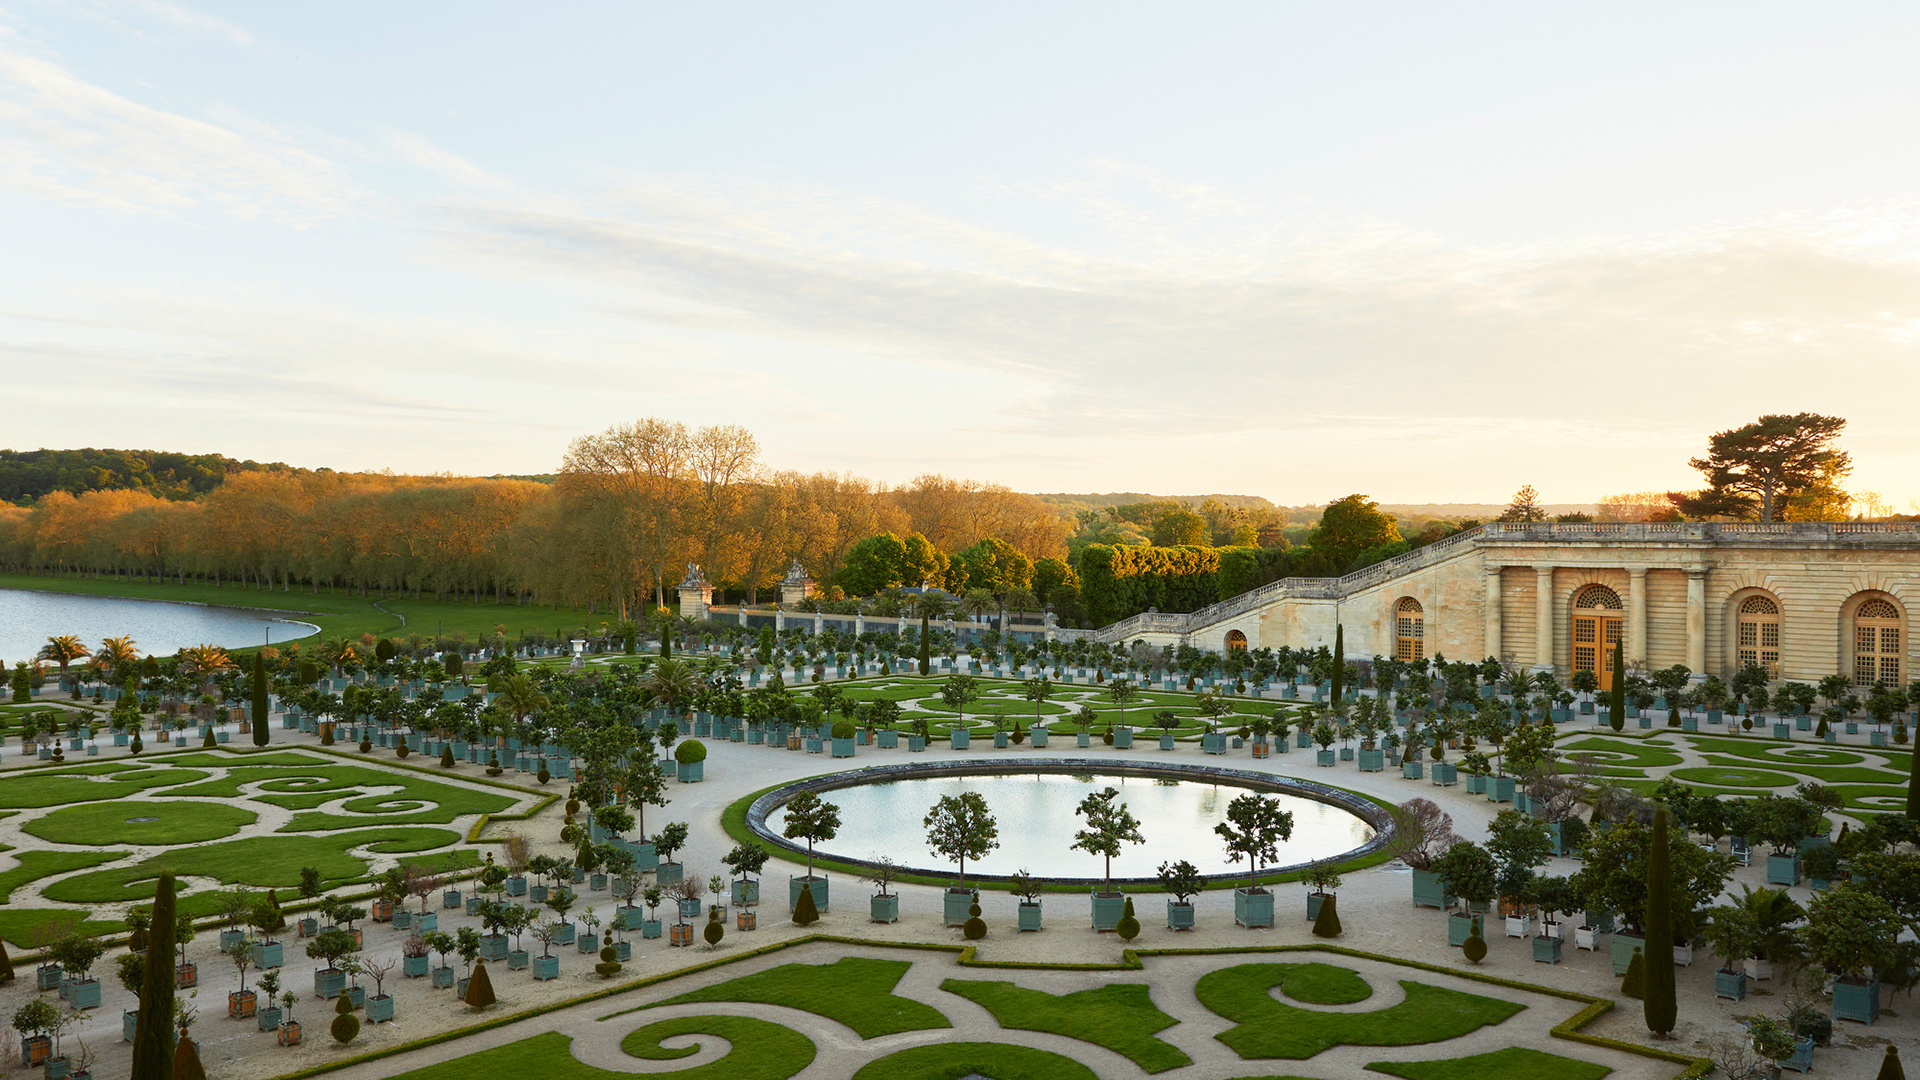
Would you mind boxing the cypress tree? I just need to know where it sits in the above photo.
[1311,895,1342,938]
[918,611,931,676]
[1643,804,1678,1036]
[131,872,178,1080]
[1878,1045,1905,1080]
[251,652,270,747]
[0,936,13,983]
[464,960,495,1008]
[1329,625,1344,705]
[1608,636,1626,732]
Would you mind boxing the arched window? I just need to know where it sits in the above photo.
[1395,597,1423,662]
[1225,630,1248,652]
[1574,585,1623,610]
[1737,595,1781,679]
[1853,598,1902,688]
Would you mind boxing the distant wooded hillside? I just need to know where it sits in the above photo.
[0,448,310,505]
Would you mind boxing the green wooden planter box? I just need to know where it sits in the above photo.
[1113,729,1133,749]
[1357,748,1384,772]
[788,876,828,913]
[1031,727,1048,748]
[1465,774,1488,795]
[831,737,855,758]
[1532,936,1562,963]
[1834,978,1880,1024]
[950,729,970,750]
[1090,891,1126,931]
[1490,775,1515,802]
[732,879,760,906]
[251,941,282,969]
[1306,892,1328,920]
[531,955,559,981]
[677,760,703,782]
[1201,732,1226,755]
[1611,933,1644,976]
[1431,762,1457,785]
[1166,901,1195,930]
[1447,912,1482,946]
[870,894,899,923]
[1233,888,1274,928]
[944,888,974,927]
[1402,759,1424,780]
[1715,968,1748,1000]
[1017,901,1043,931]
[1158,733,1176,750]
[1316,749,1335,766]
[1766,853,1801,886]
[1411,869,1454,909]
[1774,723,1793,738]
[1339,746,1355,761]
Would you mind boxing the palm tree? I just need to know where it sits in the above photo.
[642,658,700,728]
[97,635,140,669]
[178,644,234,680]
[318,638,359,676]
[38,635,90,676]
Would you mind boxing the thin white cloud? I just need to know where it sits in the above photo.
[385,130,513,192]
[115,0,254,46]
[0,47,354,218]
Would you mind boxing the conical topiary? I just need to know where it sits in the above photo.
[320,725,334,745]
[264,889,286,932]
[330,991,360,1045]
[792,885,819,927]
[1620,948,1645,999]
[172,1025,207,1080]
[464,960,495,1008]
[1878,1044,1905,1080]
[1312,895,1342,938]
[440,747,455,768]
[202,729,216,748]
[1116,896,1140,942]
[1461,933,1487,963]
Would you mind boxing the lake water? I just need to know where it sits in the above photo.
[767,772,1375,881]
[0,588,319,665]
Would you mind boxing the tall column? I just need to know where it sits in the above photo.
[1534,565,1556,671]
[1627,567,1648,667]
[1686,567,1707,677]
[1484,563,1505,662]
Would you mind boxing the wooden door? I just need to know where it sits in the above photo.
[1573,614,1623,692]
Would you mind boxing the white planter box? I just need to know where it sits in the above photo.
[1542,920,1563,940]
[1574,925,1602,951]
[1744,956,1772,980]
[1505,915,1529,939]
[1672,943,1693,966]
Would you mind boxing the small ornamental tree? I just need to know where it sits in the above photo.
[1214,793,1295,893]
[780,792,841,879]
[924,792,1000,889]
[722,842,770,891]
[1157,860,1203,906]
[1071,787,1145,894]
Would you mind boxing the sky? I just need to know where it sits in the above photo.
[2,2,1918,508]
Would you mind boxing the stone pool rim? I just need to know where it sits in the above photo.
[745,758,1396,888]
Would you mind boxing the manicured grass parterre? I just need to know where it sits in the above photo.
[655,956,950,1038]
[42,827,473,913]
[849,1042,1100,1080]
[1365,1046,1614,1080]
[0,763,212,808]
[1196,964,1525,1059]
[940,979,1191,1073]
[24,799,256,845]
[621,1015,818,1080]
[0,850,126,903]
[1557,737,1683,776]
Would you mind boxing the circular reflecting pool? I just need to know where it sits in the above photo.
[764,769,1377,881]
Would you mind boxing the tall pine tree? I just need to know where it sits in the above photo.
[1643,805,1677,1036]
[130,872,177,1080]
[251,652,270,747]
[1608,636,1626,732]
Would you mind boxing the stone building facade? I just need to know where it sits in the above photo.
[1093,522,1920,689]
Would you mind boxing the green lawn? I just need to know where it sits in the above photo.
[386,1021,814,1080]
[154,761,517,828]
[655,957,950,1039]
[1668,767,1797,789]
[1195,964,1525,1060]
[1260,960,1374,1004]
[0,763,211,809]
[850,1043,1100,1080]
[0,850,126,903]
[1366,1047,1612,1080]
[0,909,124,947]
[940,979,1191,1073]
[24,800,256,845]
[1556,737,1683,776]
[42,827,474,913]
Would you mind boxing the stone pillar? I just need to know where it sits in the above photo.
[1533,565,1555,671]
[1686,567,1707,677]
[674,564,713,623]
[773,606,785,632]
[1484,563,1504,662]
[1627,566,1649,667]
[812,613,823,638]
[854,613,865,637]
